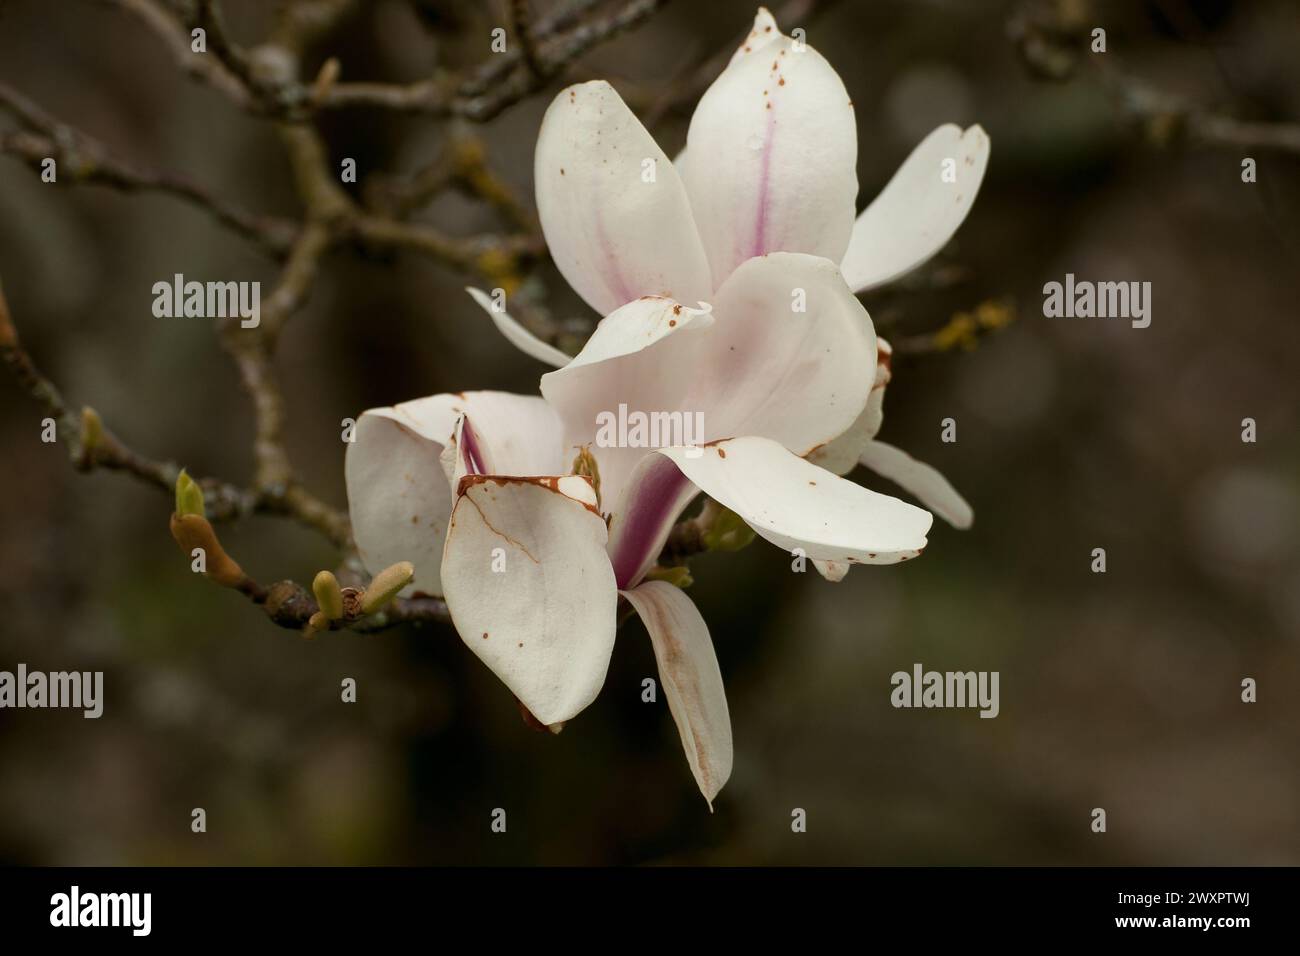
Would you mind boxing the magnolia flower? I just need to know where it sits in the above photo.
[474,6,987,538]
[346,7,989,805]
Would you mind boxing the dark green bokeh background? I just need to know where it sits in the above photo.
[2,0,1298,864]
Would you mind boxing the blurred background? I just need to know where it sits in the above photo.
[1,0,1298,865]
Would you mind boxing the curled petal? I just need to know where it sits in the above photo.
[346,392,563,596]
[345,395,464,596]
[442,474,617,726]
[858,439,973,529]
[659,436,932,565]
[535,80,713,316]
[682,28,857,286]
[622,581,733,808]
[840,124,990,293]
[807,336,892,476]
[466,286,572,368]
[448,392,568,478]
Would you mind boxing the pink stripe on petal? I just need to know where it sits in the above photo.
[608,454,697,589]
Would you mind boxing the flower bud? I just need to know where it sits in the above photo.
[312,570,344,621]
[174,469,205,518]
[80,406,103,453]
[570,445,601,508]
[360,561,414,615]
[702,506,755,552]
[168,512,246,588]
[645,565,694,589]
[305,610,330,637]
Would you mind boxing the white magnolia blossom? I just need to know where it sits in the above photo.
[346,7,988,806]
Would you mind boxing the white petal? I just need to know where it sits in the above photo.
[541,295,715,517]
[448,391,568,477]
[812,559,849,582]
[345,395,464,596]
[807,336,892,476]
[728,6,781,64]
[535,81,713,316]
[840,124,990,293]
[347,392,564,597]
[466,286,572,368]
[695,253,875,455]
[541,255,876,517]
[681,30,857,287]
[659,436,932,564]
[622,581,732,807]
[442,474,617,725]
[858,439,973,529]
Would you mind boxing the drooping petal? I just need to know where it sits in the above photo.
[535,80,713,316]
[345,394,464,596]
[621,581,733,808]
[441,474,617,726]
[658,437,933,565]
[858,439,974,529]
[681,26,857,287]
[840,124,990,293]
[466,286,571,368]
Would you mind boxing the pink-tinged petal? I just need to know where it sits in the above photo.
[841,124,990,293]
[448,391,568,477]
[542,255,877,518]
[858,439,974,529]
[535,81,713,316]
[345,395,464,596]
[439,414,487,497]
[442,474,617,726]
[608,452,700,589]
[807,336,892,475]
[541,295,714,517]
[693,253,875,455]
[659,437,932,564]
[466,286,572,368]
[621,581,733,808]
[347,392,564,597]
[681,29,857,287]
